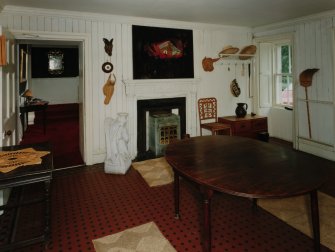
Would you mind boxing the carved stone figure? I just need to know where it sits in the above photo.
[104,113,131,174]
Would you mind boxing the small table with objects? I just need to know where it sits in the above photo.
[20,101,49,134]
[0,142,53,251]
[218,114,268,139]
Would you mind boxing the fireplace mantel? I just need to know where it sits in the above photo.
[122,78,200,158]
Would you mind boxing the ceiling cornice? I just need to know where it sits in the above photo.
[1,5,251,33]
[253,8,335,33]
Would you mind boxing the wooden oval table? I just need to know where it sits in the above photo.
[165,135,333,252]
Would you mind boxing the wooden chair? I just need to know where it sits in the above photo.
[198,97,231,136]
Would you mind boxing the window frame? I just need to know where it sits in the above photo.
[255,33,295,111]
[272,41,293,108]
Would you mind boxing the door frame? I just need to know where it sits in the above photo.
[0,26,17,147]
[10,30,93,165]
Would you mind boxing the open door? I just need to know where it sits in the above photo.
[78,41,85,163]
[0,26,17,147]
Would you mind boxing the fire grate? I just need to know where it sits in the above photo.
[149,113,180,156]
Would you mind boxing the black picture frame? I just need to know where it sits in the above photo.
[31,47,79,78]
[19,49,27,83]
[132,25,194,79]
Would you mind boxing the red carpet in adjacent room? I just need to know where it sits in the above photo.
[20,103,84,169]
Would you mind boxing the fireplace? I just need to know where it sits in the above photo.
[123,78,199,159]
[137,97,186,160]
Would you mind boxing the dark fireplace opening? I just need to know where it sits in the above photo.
[136,97,186,161]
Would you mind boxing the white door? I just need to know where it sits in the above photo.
[78,41,85,162]
[0,27,17,147]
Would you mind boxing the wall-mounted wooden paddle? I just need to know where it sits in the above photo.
[248,63,251,98]
[299,68,319,139]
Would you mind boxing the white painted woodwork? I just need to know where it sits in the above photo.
[268,107,293,142]
[0,26,15,212]
[0,7,252,164]
[0,5,335,164]
[11,30,91,164]
[254,17,335,160]
[78,40,84,162]
[258,42,273,109]
[0,26,17,147]
[2,5,335,162]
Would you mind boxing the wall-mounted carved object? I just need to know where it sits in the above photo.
[103,74,116,105]
[102,38,115,105]
[219,45,239,57]
[0,35,7,66]
[102,62,114,73]
[202,57,220,72]
[230,79,241,97]
[299,68,319,87]
[299,68,319,139]
[103,38,114,57]
[239,45,257,60]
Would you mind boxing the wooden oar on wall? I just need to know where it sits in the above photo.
[299,68,319,139]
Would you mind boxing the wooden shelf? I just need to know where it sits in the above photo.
[219,53,255,59]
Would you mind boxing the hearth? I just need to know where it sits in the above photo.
[136,97,186,160]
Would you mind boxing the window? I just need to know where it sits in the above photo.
[274,42,293,106]
[257,35,293,109]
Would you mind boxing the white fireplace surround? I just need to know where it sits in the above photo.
[123,79,200,158]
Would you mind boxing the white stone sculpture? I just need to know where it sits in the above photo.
[104,113,132,174]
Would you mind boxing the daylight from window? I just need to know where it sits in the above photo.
[275,44,292,106]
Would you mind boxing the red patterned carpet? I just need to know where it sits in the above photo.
[4,164,332,252]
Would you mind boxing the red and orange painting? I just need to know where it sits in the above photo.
[132,25,194,79]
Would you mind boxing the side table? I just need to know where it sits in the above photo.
[20,101,49,134]
[218,114,268,139]
[0,142,53,250]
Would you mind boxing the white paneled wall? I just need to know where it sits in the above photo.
[32,77,79,104]
[0,6,252,163]
[254,15,335,160]
[268,107,293,142]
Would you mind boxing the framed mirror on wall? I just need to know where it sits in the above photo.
[48,50,64,75]
[31,47,78,78]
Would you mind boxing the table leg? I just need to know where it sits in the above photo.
[44,180,51,247]
[20,112,25,131]
[43,108,47,134]
[174,171,180,219]
[201,187,214,252]
[252,198,258,211]
[310,190,320,252]
[25,112,28,129]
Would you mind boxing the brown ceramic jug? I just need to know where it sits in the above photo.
[235,103,248,118]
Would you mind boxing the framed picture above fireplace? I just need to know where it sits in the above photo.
[132,25,194,79]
